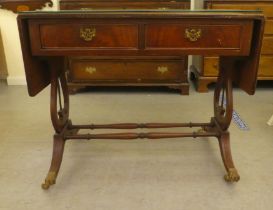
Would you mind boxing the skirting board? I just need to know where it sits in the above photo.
[7,76,27,85]
[268,115,273,126]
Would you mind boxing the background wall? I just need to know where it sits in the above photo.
[193,0,204,9]
[0,0,202,85]
[0,27,8,80]
[0,0,58,85]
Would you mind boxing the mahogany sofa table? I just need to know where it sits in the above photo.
[17,10,265,189]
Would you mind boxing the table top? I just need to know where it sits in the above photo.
[18,9,264,16]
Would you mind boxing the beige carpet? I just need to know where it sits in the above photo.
[0,81,272,210]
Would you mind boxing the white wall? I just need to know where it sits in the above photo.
[0,0,58,85]
[192,0,204,9]
[0,27,8,79]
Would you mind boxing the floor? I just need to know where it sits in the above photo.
[0,81,272,210]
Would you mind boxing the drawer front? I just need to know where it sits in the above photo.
[38,23,138,49]
[29,18,254,56]
[69,59,186,82]
[258,56,273,76]
[60,2,190,10]
[145,21,253,54]
[265,20,273,35]
[203,57,219,76]
[209,3,273,18]
[261,37,273,54]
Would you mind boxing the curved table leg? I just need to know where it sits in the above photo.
[42,58,70,189]
[42,134,65,189]
[218,132,240,182]
[214,60,240,182]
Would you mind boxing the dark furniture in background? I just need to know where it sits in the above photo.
[17,10,264,189]
[191,0,273,92]
[0,0,52,12]
[60,0,190,95]
[59,0,190,10]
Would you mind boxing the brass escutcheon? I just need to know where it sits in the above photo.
[80,27,96,41]
[157,66,169,74]
[85,66,97,74]
[185,28,202,42]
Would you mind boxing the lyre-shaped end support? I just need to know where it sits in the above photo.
[41,171,57,190]
[42,59,69,190]
[213,58,234,131]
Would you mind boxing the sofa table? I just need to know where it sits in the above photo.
[17,9,264,189]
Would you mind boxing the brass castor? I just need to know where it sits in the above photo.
[224,168,240,182]
[41,171,57,190]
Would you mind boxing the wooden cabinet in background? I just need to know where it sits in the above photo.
[60,0,190,95]
[60,0,190,10]
[191,0,273,92]
[0,0,53,12]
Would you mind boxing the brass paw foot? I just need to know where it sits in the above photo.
[224,168,240,182]
[41,171,57,190]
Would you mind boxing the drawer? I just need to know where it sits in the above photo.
[258,56,273,76]
[209,3,273,18]
[203,57,219,76]
[60,2,190,10]
[145,21,253,54]
[261,37,273,54]
[69,58,186,82]
[34,22,138,49]
[265,20,273,35]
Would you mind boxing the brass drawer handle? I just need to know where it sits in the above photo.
[80,8,93,10]
[85,66,97,74]
[158,7,169,10]
[80,27,96,41]
[185,28,202,42]
[157,66,169,74]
